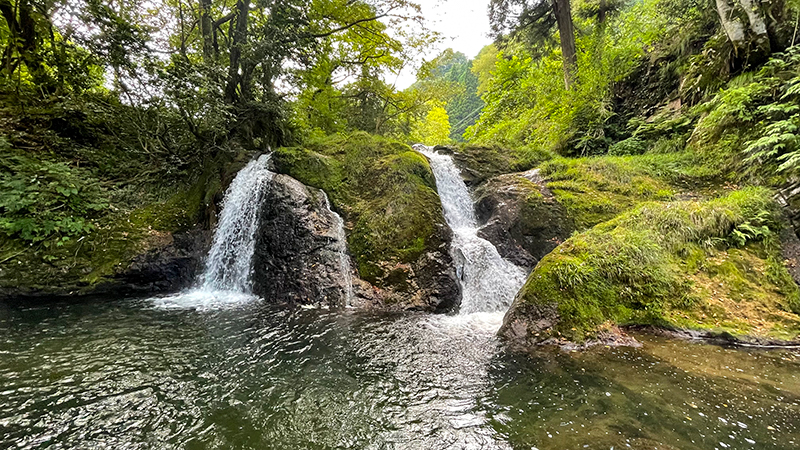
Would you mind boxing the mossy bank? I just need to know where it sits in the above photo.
[499,187,800,347]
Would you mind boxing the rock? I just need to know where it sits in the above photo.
[109,229,210,294]
[350,224,460,312]
[0,229,210,301]
[473,170,574,269]
[271,135,461,312]
[433,144,520,187]
[251,174,353,307]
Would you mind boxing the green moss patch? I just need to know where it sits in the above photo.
[272,132,447,287]
[538,153,722,230]
[512,187,800,342]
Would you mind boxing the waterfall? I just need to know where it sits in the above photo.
[322,192,354,305]
[201,154,275,292]
[415,146,527,315]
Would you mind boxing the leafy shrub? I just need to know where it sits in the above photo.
[0,151,108,244]
[608,137,647,155]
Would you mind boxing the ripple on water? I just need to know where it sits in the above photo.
[1,299,800,449]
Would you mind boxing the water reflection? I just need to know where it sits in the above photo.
[1,298,799,449]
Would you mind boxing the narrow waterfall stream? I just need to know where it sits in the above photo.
[202,154,275,292]
[415,145,527,315]
[323,192,354,305]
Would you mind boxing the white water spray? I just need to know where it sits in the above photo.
[415,145,527,315]
[323,192,354,305]
[201,154,275,292]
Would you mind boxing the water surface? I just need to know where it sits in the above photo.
[2,297,800,449]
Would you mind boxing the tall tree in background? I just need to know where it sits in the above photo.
[423,49,484,141]
[488,0,577,87]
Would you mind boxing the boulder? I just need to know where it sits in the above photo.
[0,229,210,301]
[473,169,574,269]
[251,174,352,307]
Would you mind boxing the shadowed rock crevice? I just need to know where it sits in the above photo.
[474,170,574,269]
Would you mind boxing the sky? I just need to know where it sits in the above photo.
[392,0,493,89]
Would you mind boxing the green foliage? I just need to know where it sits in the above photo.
[467,0,668,154]
[516,187,798,341]
[422,49,485,141]
[608,137,646,156]
[410,101,452,145]
[691,47,800,182]
[0,149,107,244]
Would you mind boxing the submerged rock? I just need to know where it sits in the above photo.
[251,174,352,307]
[474,170,574,268]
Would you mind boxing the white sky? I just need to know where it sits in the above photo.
[392,0,492,89]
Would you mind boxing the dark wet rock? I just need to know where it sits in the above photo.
[781,224,800,287]
[0,229,210,301]
[473,170,574,269]
[433,144,519,187]
[351,224,460,313]
[110,230,210,293]
[251,174,352,307]
[251,173,460,311]
[635,326,800,349]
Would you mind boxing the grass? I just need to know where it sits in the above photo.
[538,152,724,230]
[509,187,800,342]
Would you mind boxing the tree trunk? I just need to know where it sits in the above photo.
[0,0,43,80]
[199,0,214,60]
[715,0,771,58]
[224,0,250,103]
[552,0,577,89]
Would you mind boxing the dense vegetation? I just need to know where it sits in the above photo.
[4,0,800,343]
[0,0,450,291]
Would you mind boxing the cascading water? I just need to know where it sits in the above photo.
[322,192,354,305]
[156,153,354,309]
[202,154,275,292]
[415,145,527,315]
[154,154,274,309]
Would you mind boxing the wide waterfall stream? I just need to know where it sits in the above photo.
[2,153,800,449]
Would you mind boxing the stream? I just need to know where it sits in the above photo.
[1,298,800,449]
[2,151,800,449]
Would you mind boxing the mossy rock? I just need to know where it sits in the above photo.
[500,187,800,346]
[272,132,459,311]
[0,169,221,298]
[474,171,574,268]
[433,144,552,186]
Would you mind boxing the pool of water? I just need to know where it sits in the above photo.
[2,296,800,449]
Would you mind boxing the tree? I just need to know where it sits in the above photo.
[488,0,577,88]
[420,49,484,141]
[411,100,451,145]
[471,44,498,95]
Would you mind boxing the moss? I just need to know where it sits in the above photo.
[434,143,553,185]
[513,187,800,342]
[0,165,224,292]
[273,132,447,289]
[538,152,730,230]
